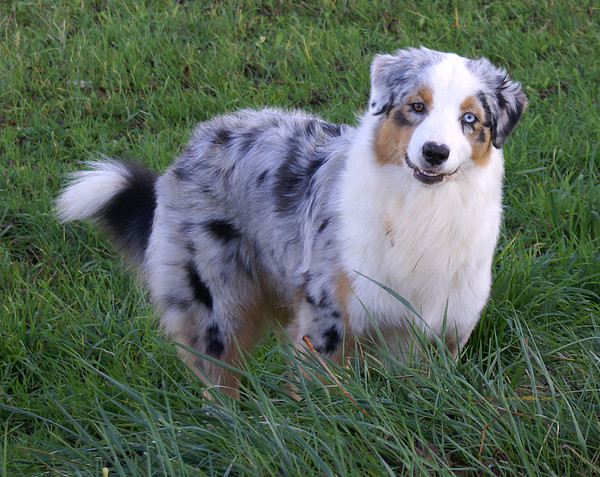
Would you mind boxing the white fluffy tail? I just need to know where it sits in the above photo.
[56,160,132,222]
[56,159,158,263]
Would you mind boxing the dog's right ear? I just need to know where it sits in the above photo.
[369,53,401,116]
[369,47,439,116]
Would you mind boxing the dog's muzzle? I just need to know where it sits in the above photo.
[405,153,458,185]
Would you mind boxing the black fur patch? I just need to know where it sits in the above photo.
[322,325,341,354]
[317,217,330,234]
[205,324,225,357]
[495,87,508,111]
[163,295,192,311]
[476,129,487,143]
[256,170,269,185]
[239,128,262,154]
[213,129,233,146]
[100,162,157,258]
[190,332,201,349]
[393,108,412,127]
[305,119,318,136]
[320,121,344,137]
[274,140,327,214]
[185,241,196,255]
[477,92,493,127]
[204,219,241,242]
[185,262,213,310]
[171,163,194,182]
[305,293,317,308]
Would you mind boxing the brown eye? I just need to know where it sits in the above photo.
[411,102,425,113]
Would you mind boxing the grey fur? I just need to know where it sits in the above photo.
[152,109,351,349]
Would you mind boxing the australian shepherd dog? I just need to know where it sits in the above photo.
[57,47,527,395]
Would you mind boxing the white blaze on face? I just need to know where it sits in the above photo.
[407,55,489,177]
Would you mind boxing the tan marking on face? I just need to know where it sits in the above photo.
[460,95,492,167]
[374,114,413,165]
[418,85,433,108]
[373,86,433,166]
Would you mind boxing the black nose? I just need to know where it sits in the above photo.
[422,142,450,166]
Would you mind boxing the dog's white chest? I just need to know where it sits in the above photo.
[339,139,504,339]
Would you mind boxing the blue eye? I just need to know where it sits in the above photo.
[463,112,477,124]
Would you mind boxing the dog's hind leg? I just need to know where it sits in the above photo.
[146,210,265,398]
[159,299,263,398]
[152,264,264,398]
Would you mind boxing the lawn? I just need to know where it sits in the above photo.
[1,0,599,475]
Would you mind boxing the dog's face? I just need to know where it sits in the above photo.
[370,47,527,185]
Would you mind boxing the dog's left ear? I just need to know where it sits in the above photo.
[471,58,528,148]
[490,71,528,148]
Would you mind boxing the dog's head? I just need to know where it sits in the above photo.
[369,47,527,185]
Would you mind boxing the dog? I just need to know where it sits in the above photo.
[57,47,526,395]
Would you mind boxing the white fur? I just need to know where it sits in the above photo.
[55,160,130,222]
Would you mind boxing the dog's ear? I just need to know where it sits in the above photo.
[369,47,443,117]
[470,57,527,148]
[369,53,402,116]
[490,71,528,148]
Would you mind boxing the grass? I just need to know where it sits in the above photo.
[1,0,599,475]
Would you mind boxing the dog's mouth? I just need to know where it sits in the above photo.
[405,156,457,185]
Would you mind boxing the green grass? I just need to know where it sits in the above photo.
[1,0,599,475]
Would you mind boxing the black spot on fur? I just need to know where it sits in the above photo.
[477,92,493,127]
[306,155,326,177]
[213,129,233,146]
[274,139,327,214]
[305,120,318,136]
[205,324,224,357]
[239,129,262,154]
[185,241,196,255]
[317,217,330,233]
[100,162,157,259]
[317,290,330,309]
[504,102,525,132]
[495,87,508,111]
[305,288,330,310]
[393,108,412,127]
[204,219,240,242]
[163,295,192,311]
[476,129,487,143]
[256,170,268,185]
[190,332,201,349]
[185,262,213,310]
[172,164,193,182]
[320,121,344,137]
[179,221,196,234]
[322,325,341,354]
